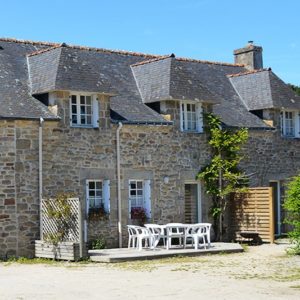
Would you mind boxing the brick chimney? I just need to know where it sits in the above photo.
[234,41,263,70]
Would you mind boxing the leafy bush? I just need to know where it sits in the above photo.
[90,237,106,250]
[283,175,300,254]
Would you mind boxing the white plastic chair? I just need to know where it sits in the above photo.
[144,224,166,248]
[195,223,212,247]
[135,226,153,251]
[185,224,207,250]
[127,225,139,248]
[165,223,186,250]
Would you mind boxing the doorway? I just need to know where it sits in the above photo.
[184,183,201,223]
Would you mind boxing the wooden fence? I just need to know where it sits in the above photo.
[228,187,274,243]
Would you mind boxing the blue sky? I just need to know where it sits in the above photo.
[2,0,299,84]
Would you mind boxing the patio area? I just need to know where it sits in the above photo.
[88,242,244,263]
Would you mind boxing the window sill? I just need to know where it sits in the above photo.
[181,130,204,134]
[282,135,300,139]
[70,124,98,129]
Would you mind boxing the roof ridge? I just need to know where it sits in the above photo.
[175,56,245,67]
[227,68,271,78]
[131,55,171,67]
[0,37,59,47]
[0,37,161,59]
[27,45,62,57]
[1,38,245,66]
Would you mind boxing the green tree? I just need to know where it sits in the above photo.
[283,175,300,254]
[197,113,249,241]
[288,84,300,96]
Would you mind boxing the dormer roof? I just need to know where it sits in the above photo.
[229,69,300,110]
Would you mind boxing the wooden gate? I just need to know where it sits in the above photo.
[229,187,274,243]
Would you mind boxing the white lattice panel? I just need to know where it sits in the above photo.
[41,198,81,243]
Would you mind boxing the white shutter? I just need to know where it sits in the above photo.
[92,95,99,128]
[85,180,90,216]
[180,102,184,131]
[128,181,132,218]
[103,180,110,213]
[144,180,151,218]
[196,104,203,133]
[296,113,300,138]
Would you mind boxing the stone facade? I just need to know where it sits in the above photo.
[1,39,300,257]
[41,93,212,248]
[0,120,40,257]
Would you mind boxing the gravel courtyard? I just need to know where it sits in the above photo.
[0,244,299,300]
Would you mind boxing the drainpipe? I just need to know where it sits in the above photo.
[39,117,44,240]
[116,122,123,248]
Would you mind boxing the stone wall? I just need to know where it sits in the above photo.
[2,97,300,256]
[0,120,40,258]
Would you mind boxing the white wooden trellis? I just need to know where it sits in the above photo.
[41,198,83,256]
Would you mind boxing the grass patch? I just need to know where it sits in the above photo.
[0,256,92,267]
[111,255,210,272]
[290,285,300,289]
[1,257,59,266]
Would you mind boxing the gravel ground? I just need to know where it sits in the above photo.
[0,244,299,300]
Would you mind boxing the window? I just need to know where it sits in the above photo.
[180,102,203,132]
[128,180,151,218]
[86,180,110,213]
[70,94,99,128]
[280,110,300,138]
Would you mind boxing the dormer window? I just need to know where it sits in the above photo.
[70,93,99,128]
[280,110,300,138]
[180,102,203,133]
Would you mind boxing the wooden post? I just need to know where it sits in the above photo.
[269,187,275,243]
[79,200,83,258]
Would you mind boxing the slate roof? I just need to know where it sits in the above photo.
[28,46,116,95]
[0,40,58,120]
[131,56,220,104]
[229,69,300,110]
[0,38,297,128]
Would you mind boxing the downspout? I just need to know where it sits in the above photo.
[116,122,123,248]
[39,117,44,240]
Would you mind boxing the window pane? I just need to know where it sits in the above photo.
[86,96,91,105]
[87,116,92,125]
[137,181,143,189]
[89,182,95,189]
[96,181,102,189]
[72,115,77,124]
[89,190,95,197]
[137,190,143,196]
[71,95,77,104]
[80,96,85,105]
[72,105,77,114]
[80,106,86,114]
[81,116,86,124]
[130,182,136,189]
[87,106,92,114]
[130,190,136,196]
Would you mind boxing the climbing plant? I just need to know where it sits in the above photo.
[44,192,75,245]
[283,175,300,255]
[197,113,249,241]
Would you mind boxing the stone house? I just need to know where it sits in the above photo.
[0,38,299,257]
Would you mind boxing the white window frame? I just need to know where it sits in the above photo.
[128,179,151,218]
[70,93,99,128]
[180,101,203,133]
[280,110,300,138]
[86,179,110,214]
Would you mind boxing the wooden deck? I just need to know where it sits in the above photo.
[88,242,243,263]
